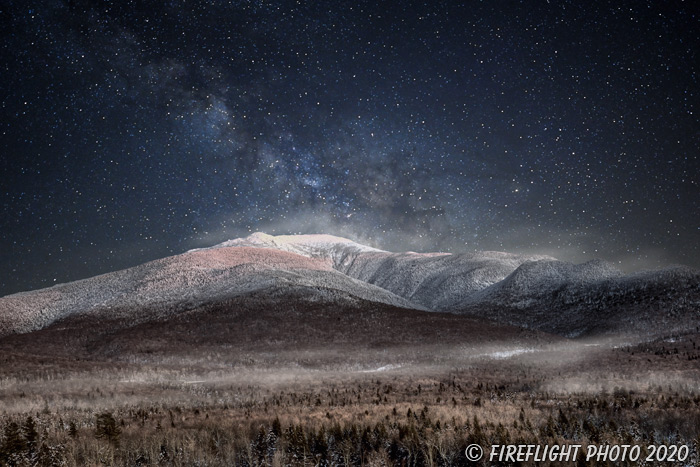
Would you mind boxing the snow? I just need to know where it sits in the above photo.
[0,243,418,336]
[1,232,698,339]
[196,232,384,263]
[337,250,557,310]
[468,258,624,306]
[360,364,402,373]
[485,348,536,359]
[202,233,557,311]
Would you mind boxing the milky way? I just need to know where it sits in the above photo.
[1,0,698,295]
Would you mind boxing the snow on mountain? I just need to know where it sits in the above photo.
[211,234,698,337]
[582,265,700,335]
[459,262,700,337]
[206,233,556,310]
[469,258,624,307]
[198,232,384,265]
[1,232,697,339]
[336,250,556,310]
[0,245,419,336]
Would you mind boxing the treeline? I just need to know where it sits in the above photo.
[1,393,699,466]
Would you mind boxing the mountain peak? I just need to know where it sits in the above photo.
[204,232,385,260]
[1,231,697,339]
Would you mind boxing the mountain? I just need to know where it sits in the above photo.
[202,232,557,310]
[1,232,698,341]
[0,241,419,336]
[0,233,554,366]
[199,232,384,263]
[336,250,556,310]
[466,258,623,309]
[190,233,700,338]
[459,262,700,337]
[1,288,550,370]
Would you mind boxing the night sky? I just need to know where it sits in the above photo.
[1,0,698,296]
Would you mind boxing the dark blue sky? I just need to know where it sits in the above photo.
[1,0,698,295]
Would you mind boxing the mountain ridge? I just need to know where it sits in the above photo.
[1,232,698,339]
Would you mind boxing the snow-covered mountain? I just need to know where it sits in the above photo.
[197,232,383,263]
[467,258,624,308]
[337,250,556,310]
[200,232,557,310]
[1,232,698,339]
[459,262,700,337]
[0,241,418,336]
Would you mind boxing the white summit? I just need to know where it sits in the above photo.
[197,232,384,263]
[2,232,695,339]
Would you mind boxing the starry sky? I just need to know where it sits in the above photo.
[1,0,698,296]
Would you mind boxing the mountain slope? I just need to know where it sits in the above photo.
[337,250,556,310]
[459,263,700,337]
[468,258,624,307]
[1,286,554,369]
[1,232,698,340]
[207,233,699,338]
[201,232,384,263]
[0,245,420,336]
[202,232,556,310]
